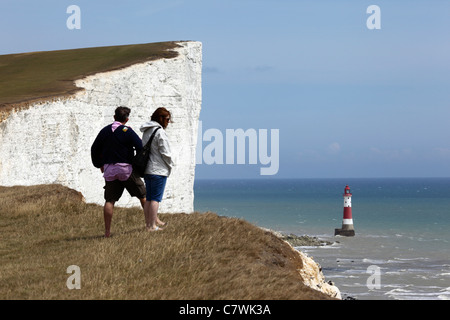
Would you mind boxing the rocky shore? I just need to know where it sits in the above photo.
[260,228,335,248]
[280,233,334,247]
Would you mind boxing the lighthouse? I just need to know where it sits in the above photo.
[334,185,355,237]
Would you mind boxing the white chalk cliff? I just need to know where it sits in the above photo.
[0,41,202,213]
[295,249,342,299]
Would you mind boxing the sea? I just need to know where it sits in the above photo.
[193,178,450,300]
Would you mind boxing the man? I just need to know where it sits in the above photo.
[91,106,146,237]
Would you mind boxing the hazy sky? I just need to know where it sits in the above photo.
[1,0,449,179]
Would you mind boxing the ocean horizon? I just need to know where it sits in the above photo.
[193,177,450,300]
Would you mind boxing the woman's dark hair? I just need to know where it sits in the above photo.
[114,106,131,123]
[151,107,172,129]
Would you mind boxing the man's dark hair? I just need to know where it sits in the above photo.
[114,106,131,123]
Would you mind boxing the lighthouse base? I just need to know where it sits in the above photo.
[334,228,355,237]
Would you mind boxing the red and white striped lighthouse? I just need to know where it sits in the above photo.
[334,185,355,236]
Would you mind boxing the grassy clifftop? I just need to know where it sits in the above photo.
[0,41,180,107]
[0,184,334,300]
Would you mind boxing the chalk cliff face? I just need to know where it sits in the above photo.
[295,249,342,299]
[0,41,202,213]
[266,229,341,299]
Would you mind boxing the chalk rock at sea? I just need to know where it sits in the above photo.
[263,229,341,299]
[0,41,202,213]
[295,249,342,299]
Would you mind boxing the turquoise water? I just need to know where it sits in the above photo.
[194,178,450,300]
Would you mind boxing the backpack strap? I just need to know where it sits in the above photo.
[143,127,161,150]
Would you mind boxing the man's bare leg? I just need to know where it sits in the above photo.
[104,201,115,237]
[139,198,145,209]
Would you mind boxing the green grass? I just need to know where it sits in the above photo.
[0,184,334,300]
[0,41,180,107]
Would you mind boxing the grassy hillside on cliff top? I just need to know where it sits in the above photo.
[0,184,333,300]
[0,41,179,107]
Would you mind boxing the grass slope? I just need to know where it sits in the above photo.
[0,184,333,300]
[0,41,180,107]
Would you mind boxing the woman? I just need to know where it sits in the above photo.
[140,107,174,231]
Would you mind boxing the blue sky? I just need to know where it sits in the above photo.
[1,0,449,179]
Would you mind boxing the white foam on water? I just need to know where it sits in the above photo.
[318,244,341,250]
[385,287,450,300]
[362,258,386,264]
[439,287,450,300]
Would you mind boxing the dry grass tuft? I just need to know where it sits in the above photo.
[0,184,333,300]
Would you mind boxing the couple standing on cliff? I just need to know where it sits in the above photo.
[91,106,174,238]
